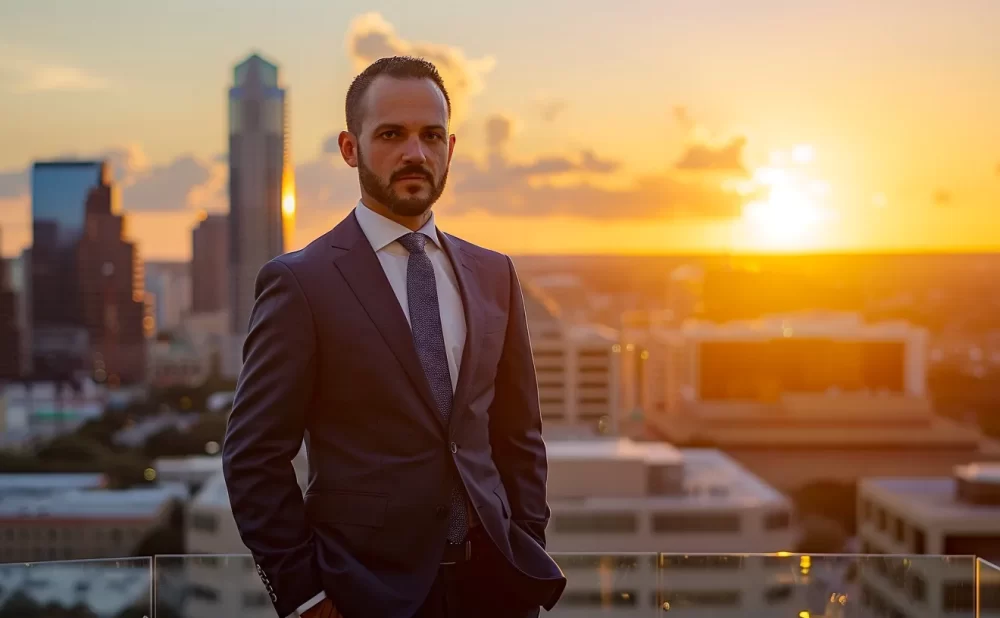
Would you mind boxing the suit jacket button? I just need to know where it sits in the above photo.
[436,505,448,519]
[449,442,458,454]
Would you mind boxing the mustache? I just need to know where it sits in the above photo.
[390,166,433,183]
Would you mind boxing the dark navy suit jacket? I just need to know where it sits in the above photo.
[222,211,566,618]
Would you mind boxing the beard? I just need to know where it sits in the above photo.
[357,147,449,217]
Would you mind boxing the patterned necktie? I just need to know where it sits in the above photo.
[397,231,468,543]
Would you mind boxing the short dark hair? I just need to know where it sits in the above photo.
[345,56,451,137]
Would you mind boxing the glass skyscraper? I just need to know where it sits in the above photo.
[30,161,108,376]
[228,53,290,336]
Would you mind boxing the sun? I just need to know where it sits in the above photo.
[736,145,835,251]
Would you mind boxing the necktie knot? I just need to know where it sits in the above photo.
[397,232,428,255]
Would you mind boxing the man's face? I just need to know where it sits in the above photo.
[352,76,455,217]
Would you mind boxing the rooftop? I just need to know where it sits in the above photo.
[862,476,1000,524]
[0,483,188,519]
[548,438,683,465]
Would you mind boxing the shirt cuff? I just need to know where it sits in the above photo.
[287,591,326,618]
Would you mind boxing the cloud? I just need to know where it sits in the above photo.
[344,12,496,127]
[536,97,569,123]
[445,116,744,220]
[14,66,111,94]
[932,189,953,207]
[0,146,225,214]
[486,114,515,151]
[122,155,226,212]
[451,159,745,220]
[0,45,111,94]
[675,136,748,173]
[673,106,695,133]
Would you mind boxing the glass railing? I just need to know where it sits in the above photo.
[980,558,1000,618]
[1,554,996,616]
[0,557,152,618]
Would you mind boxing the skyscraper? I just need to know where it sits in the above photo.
[191,213,229,314]
[30,161,106,377]
[228,53,292,336]
[76,175,147,385]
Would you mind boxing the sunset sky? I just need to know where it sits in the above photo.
[1,0,999,260]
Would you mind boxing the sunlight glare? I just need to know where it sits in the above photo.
[739,145,835,250]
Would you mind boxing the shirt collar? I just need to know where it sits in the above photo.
[354,201,443,253]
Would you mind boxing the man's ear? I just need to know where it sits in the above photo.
[339,131,359,168]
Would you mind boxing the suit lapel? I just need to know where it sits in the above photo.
[331,212,441,421]
[440,232,484,438]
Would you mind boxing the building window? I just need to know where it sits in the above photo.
[552,513,637,534]
[764,511,791,530]
[561,590,637,607]
[861,498,872,523]
[191,512,219,533]
[763,585,793,604]
[893,517,905,544]
[110,528,123,544]
[877,507,887,531]
[943,534,1000,558]
[578,397,608,405]
[913,528,926,554]
[190,584,220,603]
[659,590,741,608]
[652,513,740,533]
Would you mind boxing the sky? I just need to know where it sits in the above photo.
[1,0,999,260]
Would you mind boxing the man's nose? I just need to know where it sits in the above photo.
[400,136,427,163]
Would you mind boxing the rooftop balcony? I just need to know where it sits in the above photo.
[1,553,998,617]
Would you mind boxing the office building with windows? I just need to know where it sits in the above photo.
[29,161,107,377]
[625,312,1000,490]
[0,475,186,563]
[545,438,802,615]
[858,464,1000,616]
[191,213,229,315]
[522,283,621,437]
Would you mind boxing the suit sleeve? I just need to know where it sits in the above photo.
[488,255,550,548]
[222,259,323,618]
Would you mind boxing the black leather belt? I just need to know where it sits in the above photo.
[440,539,472,565]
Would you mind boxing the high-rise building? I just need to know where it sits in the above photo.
[144,261,192,333]
[76,178,147,385]
[227,53,291,336]
[191,214,229,314]
[0,227,21,380]
[29,161,107,378]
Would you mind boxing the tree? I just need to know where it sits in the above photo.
[792,480,858,535]
[131,522,185,557]
[36,434,109,465]
[796,516,848,554]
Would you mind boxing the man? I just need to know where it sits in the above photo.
[222,55,566,618]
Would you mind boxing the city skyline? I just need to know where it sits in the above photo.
[0,1,999,260]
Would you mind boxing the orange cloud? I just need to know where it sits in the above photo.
[344,12,496,127]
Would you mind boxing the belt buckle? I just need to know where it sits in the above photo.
[440,540,471,565]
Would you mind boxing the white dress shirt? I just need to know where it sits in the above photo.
[292,202,467,617]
